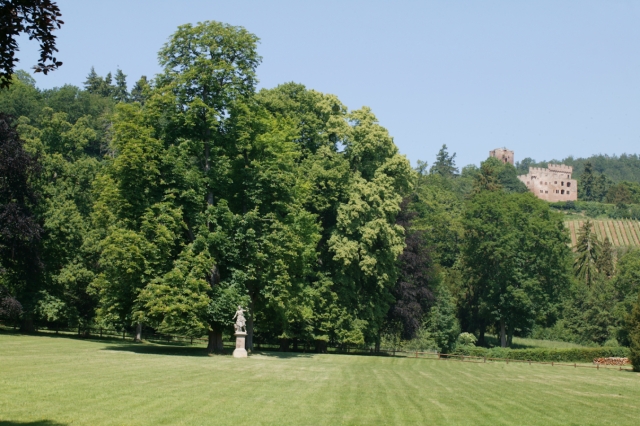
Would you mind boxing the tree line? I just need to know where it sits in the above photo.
[1,22,639,363]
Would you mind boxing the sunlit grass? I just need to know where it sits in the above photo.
[1,332,638,425]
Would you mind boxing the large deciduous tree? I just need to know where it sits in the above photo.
[461,190,571,347]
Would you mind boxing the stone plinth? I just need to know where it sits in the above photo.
[233,331,248,358]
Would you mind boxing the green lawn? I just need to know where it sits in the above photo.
[1,332,639,425]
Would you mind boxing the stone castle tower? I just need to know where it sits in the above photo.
[489,148,577,202]
[489,148,514,165]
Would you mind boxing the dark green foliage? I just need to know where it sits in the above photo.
[386,199,435,340]
[453,345,629,363]
[0,113,42,311]
[430,144,458,177]
[460,190,572,347]
[0,0,63,88]
[629,293,640,371]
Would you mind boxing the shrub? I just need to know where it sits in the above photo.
[452,346,629,363]
[457,332,477,347]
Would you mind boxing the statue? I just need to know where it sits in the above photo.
[233,305,246,333]
[232,305,248,358]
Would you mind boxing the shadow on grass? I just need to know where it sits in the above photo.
[0,421,66,426]
[251,350,314,359]
[102,343,215,357]
[481,335,532,349]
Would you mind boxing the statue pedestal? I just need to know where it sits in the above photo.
[233,331,248,358]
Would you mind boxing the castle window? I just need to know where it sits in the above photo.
[561,190,565,194]
[567,175,570,178]
[566,182,571,187]
[545,191,548,194]
[561,182,564,186]
[540,190,543,193]
[556,190,559,193]
[567,191,570,195]
[554,181,557,184]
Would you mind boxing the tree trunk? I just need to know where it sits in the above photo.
[134,322,142,342]
[315,340,328,353]
[20,317,35,333]
[246,296,255,351]
[507,323,514,347]
[375,330,381,353]
[279,338,289,352]
[207,327,223,353]
[478,324,486,347]
[500,319,507,348]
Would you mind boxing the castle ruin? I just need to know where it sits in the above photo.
[489,148,514,165]
[489,148,577,202]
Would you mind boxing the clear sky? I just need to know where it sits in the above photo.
[15,0,640,168]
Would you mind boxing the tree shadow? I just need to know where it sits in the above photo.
[0,421,66,426]
[102,343,216,357]
[251,350,314,359]
[481,335,531,349]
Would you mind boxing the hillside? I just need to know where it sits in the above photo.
[565,219,640,248]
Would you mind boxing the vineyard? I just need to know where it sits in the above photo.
[565,219,640,248]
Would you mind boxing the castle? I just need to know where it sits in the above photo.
[489,148,577,202]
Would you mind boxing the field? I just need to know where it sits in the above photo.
[1,333,639,425]
[565,219,640,248]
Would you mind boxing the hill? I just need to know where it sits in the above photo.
[565,219,640,248]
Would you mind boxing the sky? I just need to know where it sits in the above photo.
[15,0,640,168]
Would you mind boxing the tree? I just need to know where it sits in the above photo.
[385,199,434,342]
[0,0,64,88]
[430,144,458,178]
[461,191,571,347]
[154,20,261,207]
[0,112,41,330]
[573,220,601,287]
[628,293,640,371]
[112,69,128,103]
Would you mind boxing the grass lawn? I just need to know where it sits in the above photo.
[1,332,639,425]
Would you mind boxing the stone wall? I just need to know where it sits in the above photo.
[489,148,514,165]
[518,164,577,202]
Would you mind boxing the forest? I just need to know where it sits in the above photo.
[1,21,639,364]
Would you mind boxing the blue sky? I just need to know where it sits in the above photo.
[15,0,640,168]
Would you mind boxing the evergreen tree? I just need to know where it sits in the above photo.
[430,144,458,177]
[113,69,129,103]
[573,220,601,287]
[130,76,150,105]
[579,162,596,201]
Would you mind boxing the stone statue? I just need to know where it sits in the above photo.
[233,305,246,333]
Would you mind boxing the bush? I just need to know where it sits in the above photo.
[457,332,477,347]
[452,346,629,363]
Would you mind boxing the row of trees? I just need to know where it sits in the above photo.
[1,21,639,362]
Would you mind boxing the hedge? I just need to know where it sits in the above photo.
[451,346,630,363]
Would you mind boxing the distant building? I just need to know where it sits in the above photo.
[489,148,514,165]
[518,164,577,202]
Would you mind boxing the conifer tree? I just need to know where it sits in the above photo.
[574,220,601,286]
